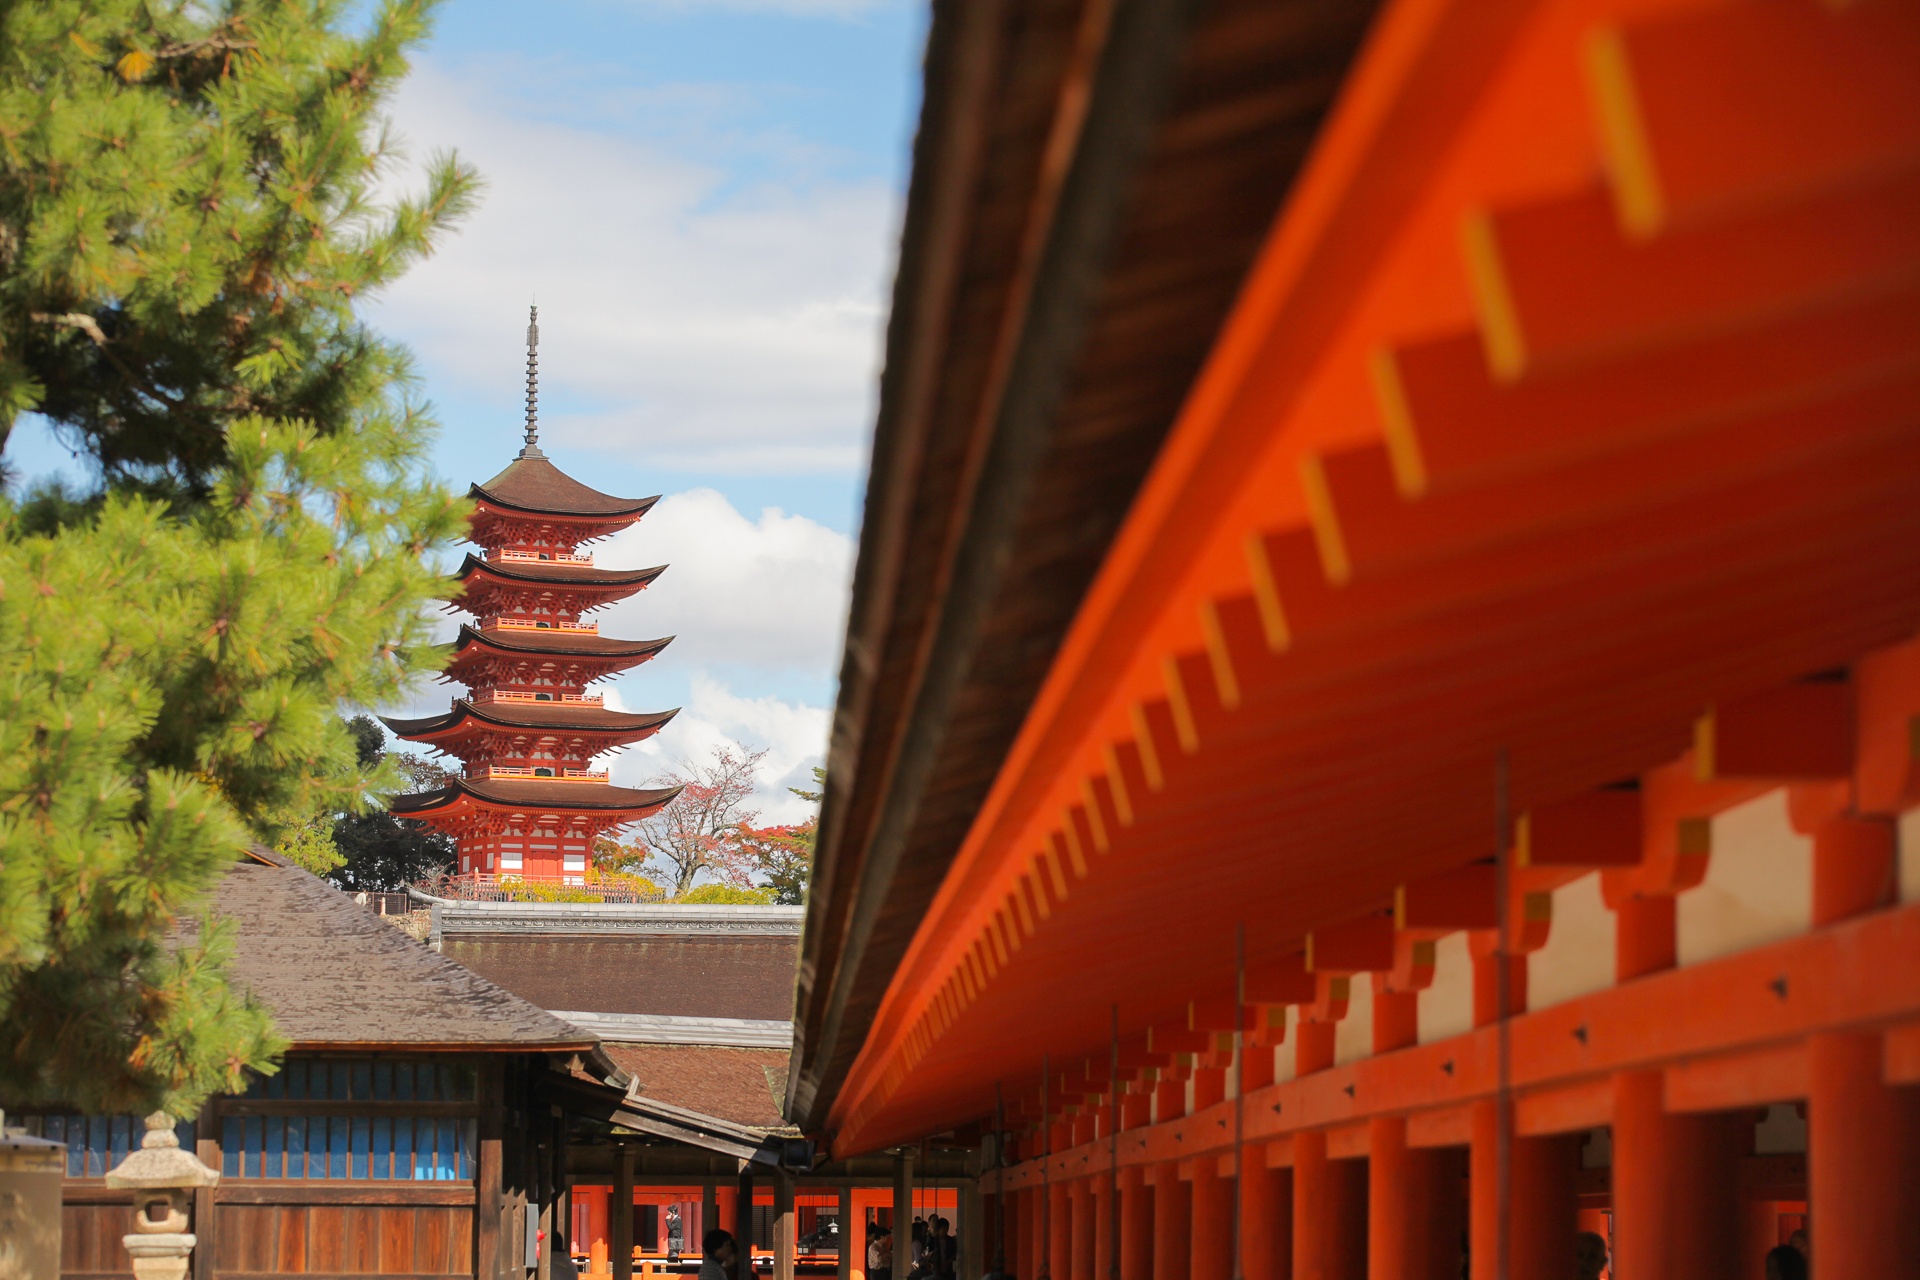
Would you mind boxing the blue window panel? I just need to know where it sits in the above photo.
[221,1117,242,1178]
[244,1116,263,1180]
[329,1115,350,1179]
[94,1117,114,1178]
[330,1062,352,1102]
[263,1116,283,1179]
[108,1115,131,1172]
[418,1064,439,1103]
[351,1061,372,1103]
[284,1059,308,1100]
[177,1120,195,1154]
[351,1116,370,1179]
[436,1119,459,1181]
[371,1116,392,1181]
[459,1119,477,1179]
[395,1112,415,1180]
[373,1061,393,1101]
[264,1070,284,1100]
[287,1115,307,1179]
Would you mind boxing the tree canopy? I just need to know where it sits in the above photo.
[0,0,474,1115]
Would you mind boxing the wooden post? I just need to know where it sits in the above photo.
[738,1167,757,1280]
[706,1182,721,1261]
[193,1098,219,1280]
[839,1183,857,1280]
[477,1062,506,1280]
[1150,1165,1189,1280]
[1017,1186,1037,1280]
[1189,1159,1232,1280]
[1808,1032,1920,1276]
[895,1149,915,1278]
[1091,1170,1113,1280]
[1610,1071,1744,1280]
[1118,1167,1151,1280]
[613,1145,635,1280]
[774,1169,797,1280]
[1071,1180,1095,1280]
[1467,1103,1575,1280]
[1238,1159,1288,1280]
[962,1172,984,1280]
[1048,1181,1072,1280]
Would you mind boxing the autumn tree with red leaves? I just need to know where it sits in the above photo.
[632,744,768,896]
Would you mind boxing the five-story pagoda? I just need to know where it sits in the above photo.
[386,310,681,886]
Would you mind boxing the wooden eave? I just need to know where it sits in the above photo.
[787,0,1381,1136]
[453,554,668,591]
[812,0,1920,1156]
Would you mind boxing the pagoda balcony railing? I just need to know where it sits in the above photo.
[482,618,600,635]
[472,690,604,706]
[481,765,609,783]
[489,548,594,566]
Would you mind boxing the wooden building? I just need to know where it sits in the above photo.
[36,847,615,1279]
[792,1,1920,1278]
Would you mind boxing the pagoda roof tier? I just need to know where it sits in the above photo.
[473,454,659,520]
[383,700,678,739]
[455,554,667,593]
[390,777,682,824]
[448,624,673,662]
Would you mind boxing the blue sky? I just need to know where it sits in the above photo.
[4,0,927,822]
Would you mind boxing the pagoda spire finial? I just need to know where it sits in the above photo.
[520,304,546,459]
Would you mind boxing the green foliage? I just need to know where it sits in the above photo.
[674,882,777,906]
[0,0,479,497]
[274,814,344,876]
[0,0,473,1116]
[327,721,457,891]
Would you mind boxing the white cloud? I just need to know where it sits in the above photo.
[615,672,828,824]
[595,487,854,673]
[368,60,896,473]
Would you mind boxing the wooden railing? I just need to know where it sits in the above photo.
[481,618,600,635]
[491,548,594,566]
[482,765,608,783]
[472,690,604,706]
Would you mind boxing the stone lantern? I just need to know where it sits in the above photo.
[104,1113,220,1280]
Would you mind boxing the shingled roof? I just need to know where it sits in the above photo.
[182,849,597,1051]
[472,455,659,518]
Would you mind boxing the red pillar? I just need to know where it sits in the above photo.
[1071,1180,1095,1280]
[1292,1129,1366,1280]
[1805,813,1920,1273]
[1808,1032,1920,1275]
[1094,1172,1114,1280]
[1119,1167,1152,1280]
[1466,1103,1575,1280]
[1190,1160,1233,1280]
[1610,1071,1744,1280]
[1048,1182,1071,1280]
[1152,1165,1191,1280]
[1241,1157,1290,1280]
[1016,1187,1036,1280]
[1370,1116,1461,1280]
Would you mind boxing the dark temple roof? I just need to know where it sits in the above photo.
[600,1044,793,1132]
[471,454,660,519]
[388,777,683,815]
[175,849,595,1051]
[788,0,1380,1131]
[448,624,674,662]
[381,701,679,739]
[454,554,668,590]
[439,932,802,1023]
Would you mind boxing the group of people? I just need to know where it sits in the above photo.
[865,1214,958,1280]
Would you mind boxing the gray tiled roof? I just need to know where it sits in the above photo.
[180,850,596,1050]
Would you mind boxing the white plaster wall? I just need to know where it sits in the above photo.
[1335,976,1373,1066]
[1900,808,1920,903]
[1677,789,1813,966]
[1418,932,1474,1045]
[1528,873,1615,1011]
